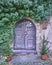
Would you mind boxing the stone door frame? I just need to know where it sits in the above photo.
[12,17,41,54]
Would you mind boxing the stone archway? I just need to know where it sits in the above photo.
[13,18,37,54]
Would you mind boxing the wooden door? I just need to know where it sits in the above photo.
[14,19,36,53]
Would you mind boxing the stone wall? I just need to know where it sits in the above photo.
[45,17,52,51]
[35,23,41,55]
[35,16,52,55]
[10,17,52,56]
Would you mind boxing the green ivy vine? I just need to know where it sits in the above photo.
[0,0,52,55]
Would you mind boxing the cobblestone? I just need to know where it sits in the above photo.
[12,61,52,65]
[1,55,52,65]
[9,54,52,65]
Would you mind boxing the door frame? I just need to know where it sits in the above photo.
[13,17,37,53]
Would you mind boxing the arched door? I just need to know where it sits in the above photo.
[14,19,36,53]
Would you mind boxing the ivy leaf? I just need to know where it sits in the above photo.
[0,21,4,26]
[2,17,10,23]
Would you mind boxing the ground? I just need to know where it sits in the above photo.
[0,54,52,65]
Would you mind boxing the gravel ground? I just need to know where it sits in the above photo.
[10,54,52,65]
[1,60,52,65]
[0,54,52,65]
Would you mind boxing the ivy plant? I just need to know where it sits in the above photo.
[0,0,52,55]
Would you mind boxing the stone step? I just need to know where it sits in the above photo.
[10,54,40,63]
[12,49,37,54]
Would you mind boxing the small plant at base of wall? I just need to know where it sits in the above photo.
[40,35,49,60]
